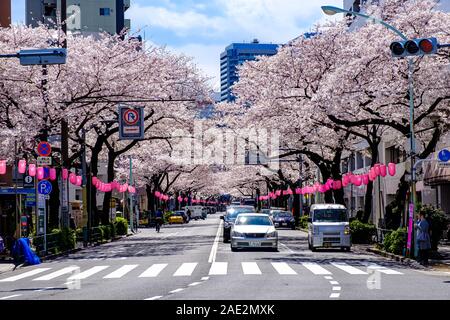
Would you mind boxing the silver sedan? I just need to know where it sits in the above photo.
[230,214,278,251]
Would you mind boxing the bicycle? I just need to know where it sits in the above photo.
[155,218,163,233]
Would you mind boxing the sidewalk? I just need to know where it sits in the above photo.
[429,241,450,270]
[0,262,15,274]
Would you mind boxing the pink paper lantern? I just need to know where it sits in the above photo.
[92,176,98,185]
[184,197,188,202]
[362,174,369,185]
[374,164,381,176]
[380,164,387,177]
[76,176,82,186]
[69,173,77,185]
[333,180,342,190]
[354,176,363,187]
[388,163,396,176]
[18,160,27,174]
[295,188,302,194]
[0,160,6,175]
[37,167,44,180]
[155,191,161,197]
[28,164,36,177]
[342,175,350,185]
[62,169,69,180]
[128,186,133,193]
[50,168,57,181]
[276,190,282,196]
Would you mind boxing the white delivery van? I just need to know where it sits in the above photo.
[184,206,204,220]
[307,204,351,252]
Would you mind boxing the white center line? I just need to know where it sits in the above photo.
[188,282,202,287]
[0,268,51,282]
[35,287,55,292]
[330,281,339,285]
[332,286,342,291]
[208,220,223,263]
[324,276,333,280]
[139,264,168,278]
[201,277,209,281]
[169,288,184,294]
[103,265,139,279]
[330,293,340,298]
[0,294,22,300]
[302,262,332,275]
[145,296,163,300]
[242,262,262,275]
[173,263,198,277]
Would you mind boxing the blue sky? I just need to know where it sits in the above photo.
[12,0,343,90]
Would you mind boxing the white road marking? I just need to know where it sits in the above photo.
[173,263,198,277]
[324,276,333,280]
[271,262,297,275]
[279,243,294,253]
[139,264,168,278]
[242,262,262,275]
[0,268,51,282]
[332,286,341,291]
[302,262,332,275]
[330,281,339,285]
[208,220,223,263]
[209,262,228,275]
[169,288,184,293]
[201,277,209,281]
[145,296,163,300]
[35,287,54,292]
[103,265,139,279]
[0,294,22,300]
[365,264,404,275]
[188,282,202,287]
[33,266,80,281]
[329,293,340,298]
[67,266,109,280]
[331,262,368,275]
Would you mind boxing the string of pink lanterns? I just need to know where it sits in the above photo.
[259,163,397,201]
[0,159,135,193]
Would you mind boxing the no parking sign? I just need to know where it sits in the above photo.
[119,106,144,140]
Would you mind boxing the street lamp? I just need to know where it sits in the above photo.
[321,5,417,258]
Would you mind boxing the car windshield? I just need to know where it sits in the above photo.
[313,209,348,222]
[226,207,254,220]
[172,212,182,216]
[273,211,292,217]
[235,215,272,226]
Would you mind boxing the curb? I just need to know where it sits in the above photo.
[366,247,425,268]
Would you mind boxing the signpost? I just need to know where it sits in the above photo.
[37,157,52,166]
[37,180,52,254]
[119,106,145,140]
[37,141,52,157]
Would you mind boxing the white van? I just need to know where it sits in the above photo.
[184,206,204,220]
[307,204,351,251]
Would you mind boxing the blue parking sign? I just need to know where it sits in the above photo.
[38,180,52,195]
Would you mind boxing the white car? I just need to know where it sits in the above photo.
[230,213,278,252]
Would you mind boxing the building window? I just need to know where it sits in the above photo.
[356,152,364,169]
[386,146,403,164]
[100,8,111,16]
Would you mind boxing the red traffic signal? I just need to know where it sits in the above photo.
[390,37,438,58]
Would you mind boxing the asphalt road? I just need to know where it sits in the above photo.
[0,214,449,300]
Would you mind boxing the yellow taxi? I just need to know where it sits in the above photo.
[168,212,184,224]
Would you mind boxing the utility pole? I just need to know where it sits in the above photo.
[81,128,88,237]
[129,156,133,233]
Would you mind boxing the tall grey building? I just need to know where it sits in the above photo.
[26,0,130,36]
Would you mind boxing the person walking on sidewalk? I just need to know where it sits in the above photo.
[416,212,432,266]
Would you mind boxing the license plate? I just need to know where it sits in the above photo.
[323,242,331,248]
[249,241,261,247]
[275,223,280,227]
[282,223,287,226]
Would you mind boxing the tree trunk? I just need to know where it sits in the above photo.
[48,177,60,230]
[101,151,116,225]
[363,131,380,223]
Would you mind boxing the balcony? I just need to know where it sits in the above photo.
[124,0,130,11]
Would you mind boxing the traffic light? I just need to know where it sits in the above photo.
[390,37,438,58]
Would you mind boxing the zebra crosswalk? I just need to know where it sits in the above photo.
[0,261,404,283]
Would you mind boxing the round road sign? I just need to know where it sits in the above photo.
[38,180,52,195]
[37,141,52,157]
[123,109,140,125]
[438,149,450,163]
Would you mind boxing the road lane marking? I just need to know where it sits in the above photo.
[208,220,223,263]
[139,264,168,278]
[271,262,297,275]
[33,267,80,281]
[301,262,332,275]
[331,262,368,275]
[242,262,262,275]
[201,277,209,281]
[330,281,339,285]
[189,282,202,286]
[209,262,228,275]
[145,296,163,300]
[67,266,109,280]
[0,294,22,300]
[173,263,198,277]
[330,293,340,298]
[365,264,404,275]
[324,276,333,280]
[279,243,294,253]
[169,288,184,293]
[35,287,55,292]
[0,268,51,282]
[103,265,139,279]
[332,286,341,291]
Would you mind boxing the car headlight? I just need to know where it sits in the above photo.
[266,231,277,238]
[344,226,351,235]
[232,231,244,237]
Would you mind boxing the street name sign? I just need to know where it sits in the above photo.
[37,156,52,166]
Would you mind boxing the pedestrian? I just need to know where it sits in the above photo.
[416,212,432,266]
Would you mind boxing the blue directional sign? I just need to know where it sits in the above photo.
[38,180,52,195]
[438,148,450,162]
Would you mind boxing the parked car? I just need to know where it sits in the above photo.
[230,213,278,252]
[201,207,208,220]
[272,210,295,230]
[174,210,189,223]
[184,206,203,220]
[168,211,184,224]
[307,204,351,252]
[260,208,271,215]
[220,206,255,243]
